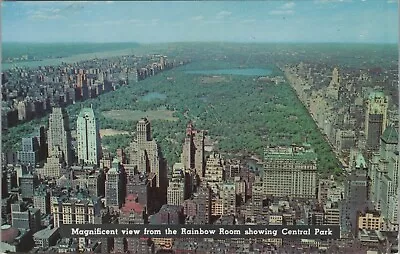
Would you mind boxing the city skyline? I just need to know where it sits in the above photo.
[1,40,398,252]
[2,0,398,44]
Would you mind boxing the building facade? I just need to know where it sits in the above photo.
[76,107,101,165]
[130,118,166,190]
[47,107,72,164]
[263,145,317,199]
[105,160,123,209]
[17,137,39,166]
[364,92,388,151]
[181,122,205,179]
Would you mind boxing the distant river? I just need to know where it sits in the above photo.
[1,48,140,71]
[1,44,168,71]
[185,68,272,76]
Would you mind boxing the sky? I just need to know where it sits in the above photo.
[2,0,398,43]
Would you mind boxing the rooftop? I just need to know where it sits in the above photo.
[355,153,367,169]
[367,91,386,100]
[1,225,20,243]
[78,107,95,117]
[264,145,317,162]
[120,201,144,214]
[381,124,398,144]
[33,227,59,239]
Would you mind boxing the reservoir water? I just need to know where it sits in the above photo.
[185,68,272,76]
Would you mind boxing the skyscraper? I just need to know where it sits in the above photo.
[47,107,72,165]
[181,122,205,179]
[167,182,185,206]
[76,107,101,165]
[341,170,369,236]
[221,182,236,216]
[193,186,211,224]
[204,152,224,186]
[167,166,185,206]
[364,92,388,151]
[19,172,38,199]
[160,56,166,70]
[131,118,166,189]
[105,159,123,209]
[33,185,50,215]
[370,124,399,230]
[326,67,340,100]
[17,137,39,166]
[251,178,264,216]
[137,118,151,146]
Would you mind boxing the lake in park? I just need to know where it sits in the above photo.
[185,68,272,76]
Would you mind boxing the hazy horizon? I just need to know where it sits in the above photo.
[2,1,398,44]
[2,41,399,45]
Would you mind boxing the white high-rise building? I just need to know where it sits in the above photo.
[76,107,100,165]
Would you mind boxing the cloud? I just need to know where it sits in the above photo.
[22,1,81,5]
[106,1,114,4]
[27,8,60,15]
[104,20,122,25]
[192,15,204,21]
[203,20,230,25]
[359,30,369,40]
[314,0,352,3]
[75,19,124,27]
[281,2,295,9]
[81,23,101,27]
[128,19,141,23]
[42,8,61,13]
[241,19,256,24]
[269,10,294,15]
[216,10,232,19]
[28,9,64,20]
[63,3,85,13]
[269,2,295,16]
[127,19,159,26]
[30,13,64,20]
[27,3,85,20]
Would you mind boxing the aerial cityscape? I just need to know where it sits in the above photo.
[1,1,399,253]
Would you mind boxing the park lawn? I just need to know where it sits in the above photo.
[102,110,178,122]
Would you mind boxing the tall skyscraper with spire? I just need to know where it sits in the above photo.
[76,107,101,165]
[181,121,205,179]
[47,107,72,165]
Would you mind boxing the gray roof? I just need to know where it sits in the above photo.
[33,227,59,239]
[381,125,398,144]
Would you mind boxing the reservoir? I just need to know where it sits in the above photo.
[185,68,272,76]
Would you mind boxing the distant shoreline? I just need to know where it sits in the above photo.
[1,48,139,71]
[2,42,396,71]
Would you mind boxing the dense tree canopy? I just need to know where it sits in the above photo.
[3,46,341,174]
